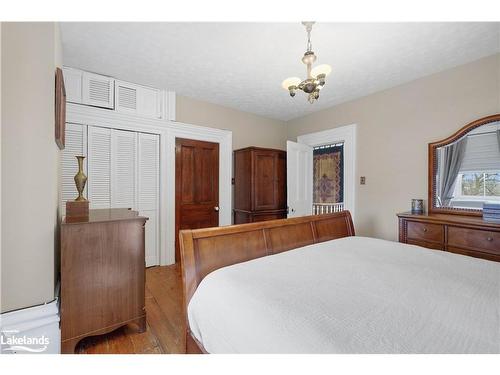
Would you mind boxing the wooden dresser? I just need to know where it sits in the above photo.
[233,147,287,224]
[398,212,500,262]
[60,208,148,353]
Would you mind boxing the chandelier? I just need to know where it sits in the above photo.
[282,22,332,104]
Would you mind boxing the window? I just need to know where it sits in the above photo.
[458,172,500,197]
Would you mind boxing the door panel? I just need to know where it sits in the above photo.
[254,151,277,209]
[180,145,195,203]
[175,138,219,262]
[199,147,216,203]
[111,129,137,209]
[87,126,112,209]
[287,141,313,218]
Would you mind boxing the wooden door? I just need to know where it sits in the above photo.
[175,138,219,261]
[253,150,286,211]
[254,150,277,210]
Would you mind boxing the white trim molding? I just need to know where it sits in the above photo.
[0,299,60,354]
[66,103,232,265]
[297,124,357,222]
[165,91,176,121]
[164,121,232,265]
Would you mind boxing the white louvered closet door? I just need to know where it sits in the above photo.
[138,133,160,267]
[63,125,160,266]
[111,129,137,209]
[87,126,112,209]
[61,123,87,214]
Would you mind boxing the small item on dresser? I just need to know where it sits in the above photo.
[483,201,500,222]
[73,155,87,202]
[411,199,424,214]
[66,200,89,219]
[66,155,89,218]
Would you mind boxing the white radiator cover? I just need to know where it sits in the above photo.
[0,299,60,354]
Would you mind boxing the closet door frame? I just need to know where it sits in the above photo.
[66,103,232,266]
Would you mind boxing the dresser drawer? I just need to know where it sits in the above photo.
[447,246,500,262]
[448,227,500,255]
[407,221,444,243]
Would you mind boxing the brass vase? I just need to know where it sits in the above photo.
[74,156,88,202]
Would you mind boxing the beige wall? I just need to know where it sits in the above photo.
[1,23,62,313]
[287,54,500,241]
[176,95,287,150]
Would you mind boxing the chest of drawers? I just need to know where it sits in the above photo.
[60,208,148,353]
[397,212,500,262]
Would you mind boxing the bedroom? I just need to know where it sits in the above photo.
[1,0,499,372]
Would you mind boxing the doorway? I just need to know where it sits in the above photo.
[312,143,345,215]
[175,138,220,262]
[287,124,357,220]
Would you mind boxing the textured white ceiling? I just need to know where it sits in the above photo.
[60,22,500,121]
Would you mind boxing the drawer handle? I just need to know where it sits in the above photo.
[487,237,493,242]
[423,228,428,232]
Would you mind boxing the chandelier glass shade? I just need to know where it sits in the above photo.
[282,22,332,104]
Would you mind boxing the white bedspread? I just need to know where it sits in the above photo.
[188,236,500,353]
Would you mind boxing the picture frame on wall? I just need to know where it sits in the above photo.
[55,67,66,150]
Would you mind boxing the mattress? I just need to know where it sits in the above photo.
[187,236,500,353]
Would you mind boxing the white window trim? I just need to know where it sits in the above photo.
[66,103,232,265]
[297,124,357,222]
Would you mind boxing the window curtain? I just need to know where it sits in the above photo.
[438,137,468,207]
[497,129,500,151]
[313,144,344,203]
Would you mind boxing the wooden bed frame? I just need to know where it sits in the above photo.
[179,211,355,354]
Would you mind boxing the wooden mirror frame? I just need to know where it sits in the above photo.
[428,114,500,216]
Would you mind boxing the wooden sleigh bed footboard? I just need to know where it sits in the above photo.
[179,211,355,354]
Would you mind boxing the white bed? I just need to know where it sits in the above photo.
[187,236,500,353]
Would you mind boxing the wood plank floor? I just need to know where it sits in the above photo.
[75,264,186,354]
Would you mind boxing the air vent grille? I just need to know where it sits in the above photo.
[88,79,111,103]
[118,85,137,110]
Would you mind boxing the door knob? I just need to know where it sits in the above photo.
[214,206,219,212]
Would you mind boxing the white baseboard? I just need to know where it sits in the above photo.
[0,298,60,354]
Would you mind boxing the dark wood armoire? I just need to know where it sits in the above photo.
[233,147,287,224]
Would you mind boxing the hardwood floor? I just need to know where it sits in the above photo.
[75,264,186,354]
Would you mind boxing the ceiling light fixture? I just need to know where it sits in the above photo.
[282,22,332,104]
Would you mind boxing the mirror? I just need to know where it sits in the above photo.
[429,114,500,215]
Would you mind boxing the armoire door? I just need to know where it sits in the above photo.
[175,138,219,262]
[253,150,284,211]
